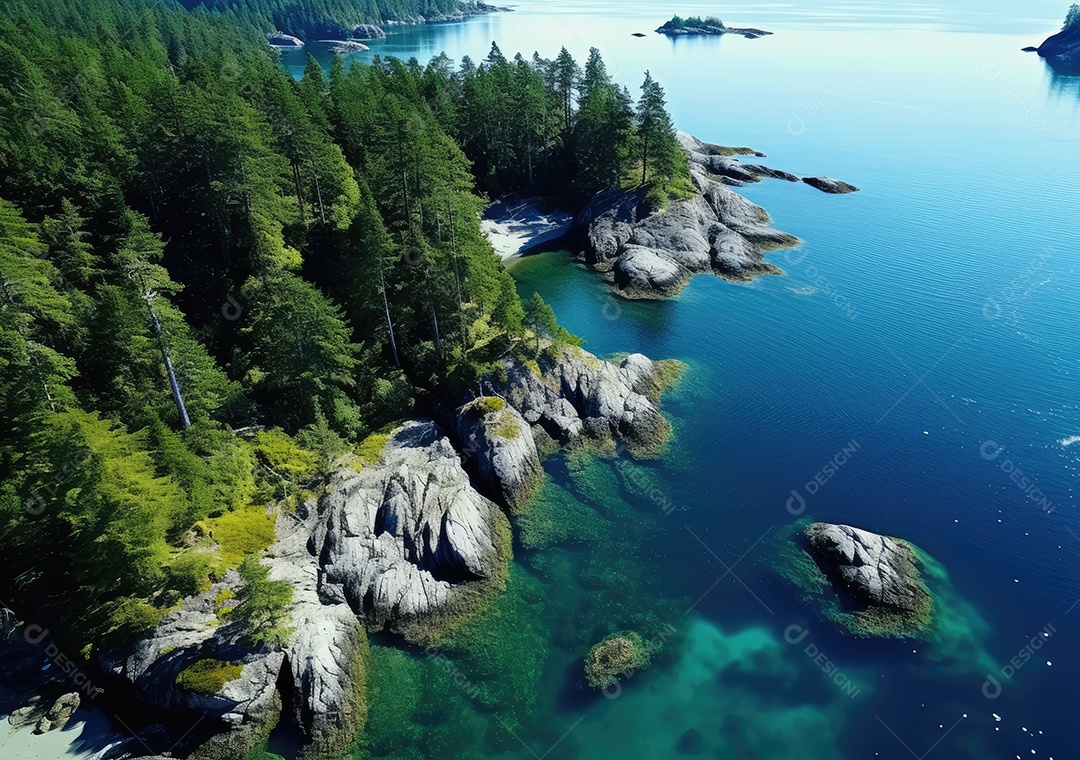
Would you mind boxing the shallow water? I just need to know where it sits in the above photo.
[287,2,1080,758]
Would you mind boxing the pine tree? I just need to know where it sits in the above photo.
[636,70,680,187]
[114,212,192,428]
[231,554,294,650]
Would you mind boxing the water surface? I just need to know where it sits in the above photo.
[289,3,1080,757]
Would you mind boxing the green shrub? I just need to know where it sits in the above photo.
[355,432,390,466]
[175,658,244,694]
[166,552,215,597]
[253,429,318,482]
[197,506,277,573]
[100,597,166,649]
[232,555,294,649]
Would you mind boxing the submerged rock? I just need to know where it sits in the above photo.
[677,728,705,754]
[584,631,653,688]
[802,176,860,194]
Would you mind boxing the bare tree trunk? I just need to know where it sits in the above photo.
[379,268,401,368]
[146,300,191,429]
[292,163,306,225]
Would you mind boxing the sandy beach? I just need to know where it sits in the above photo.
[0,708,127,760]
[480,198,573,260]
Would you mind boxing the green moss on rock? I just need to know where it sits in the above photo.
[175,658,244,694]
[584,631,654,688]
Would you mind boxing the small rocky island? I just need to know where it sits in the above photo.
[1028,4,1080,72]
[781,522,933,637]
[655,15,772,39]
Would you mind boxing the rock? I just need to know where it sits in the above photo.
[488,347,671,457]
[677,728,705,754]
[805,523,927,611]
[456,397,543,512]
[577,133,800,297]
[318,421,509,639]
[742,164,800,182]
[266,32,303,48]
[100,573,285,744]
[9,694,47,728]
[583,631,653,688]
[802,176,860,194]
[319,39,369,55]
[654,18,772,38]
[352,23,386,39]
[264,513,368,755]
[33,692,80,733]
[384,2,510,26]
[1034,8,1080,71]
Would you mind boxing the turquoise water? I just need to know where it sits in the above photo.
[289,3,1080,758]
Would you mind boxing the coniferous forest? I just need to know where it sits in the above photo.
[0,0,686,733]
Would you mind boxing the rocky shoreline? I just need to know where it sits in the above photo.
[1028,6,1080,72]
[20,347,678,758]
[574,131,858,299]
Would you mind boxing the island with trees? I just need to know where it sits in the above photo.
[655,14,773,39]
[1028,4,1080,72]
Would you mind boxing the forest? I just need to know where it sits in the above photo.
[178,0,472,40]
[0,0,686,666]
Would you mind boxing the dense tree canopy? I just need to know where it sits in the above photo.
[0,0,686,658]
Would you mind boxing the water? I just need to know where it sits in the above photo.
[288,3,1080,757]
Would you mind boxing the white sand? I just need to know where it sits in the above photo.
[0,709,126,760]
[481,199,573,260]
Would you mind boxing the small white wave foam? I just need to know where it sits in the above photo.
[1060,435,1080,447]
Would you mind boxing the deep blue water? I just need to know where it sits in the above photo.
[289,3,1080,758]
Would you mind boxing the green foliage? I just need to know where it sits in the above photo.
[0,3,694,722]
[523,292,578,354]
[175,658,244,694]
[253,428,319,481]
[232,554,294,649]
[635,71,684,191]
[1066,5,1080,30]
[98,597,167,649]
[196,506,277,573]
[355,432,390,466]
[472,395,506,414]
[659,15,725,30]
